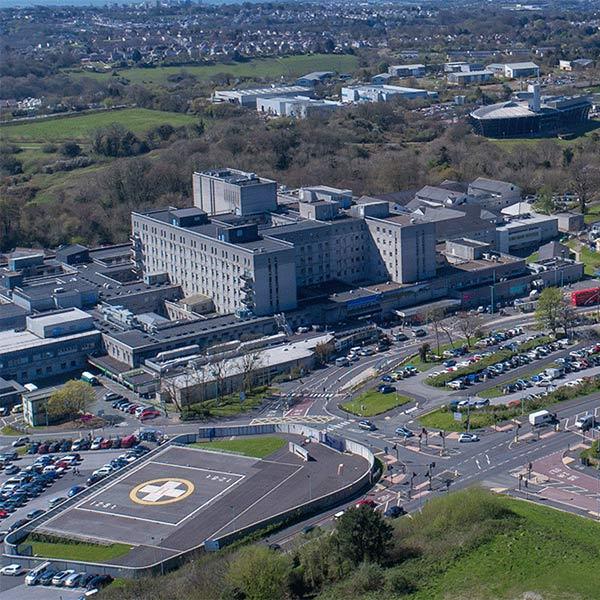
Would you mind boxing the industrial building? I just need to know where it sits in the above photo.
[212,85,313,106]
[447,70,494,85]
[470,84,592,138]
[341,84,433,103]
[486,62,540,78]
[388,64,425,78]
[256,96,342,118]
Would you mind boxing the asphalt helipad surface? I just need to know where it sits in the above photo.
[38,436,369,566]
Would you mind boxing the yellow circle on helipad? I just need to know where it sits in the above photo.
[129,477,194,506]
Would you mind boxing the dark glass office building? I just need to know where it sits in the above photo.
[470,96,592,138]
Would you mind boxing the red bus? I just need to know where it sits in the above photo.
[571,287,600,307]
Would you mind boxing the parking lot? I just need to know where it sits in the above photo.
[39,436,370,567]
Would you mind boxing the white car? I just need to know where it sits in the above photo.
[93,466,113,477]
[458,433,480,443]
[0,564,23,576]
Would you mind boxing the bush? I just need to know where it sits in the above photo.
[59,141,82,157]
[41,143,58,153]
[0,154,23,176]
[342,561,385,594]
[92,124,149,157]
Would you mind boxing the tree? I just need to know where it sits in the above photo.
[534,187,555,215]
[426,308,444,354]
[535,287,564,336]
[227,546,291,600]
[456,311,483,348]
[47,380,95,422]
[333,506,393,565]
[239,351,263,393]
[314,341,335,366]
[557,297,577,339]
[418,342,430,363]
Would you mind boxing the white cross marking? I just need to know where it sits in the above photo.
[138,481,187,502]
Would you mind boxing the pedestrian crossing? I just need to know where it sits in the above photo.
[250,415,336,425]
[285,392,335,399]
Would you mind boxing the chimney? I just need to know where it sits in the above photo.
[528,83,540,112]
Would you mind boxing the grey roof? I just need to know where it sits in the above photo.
[469,177,520,195]
[505,61,539,69]
[415,185,465,204]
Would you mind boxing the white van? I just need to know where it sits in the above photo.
[25,561,51,586]
[575,414,595,431]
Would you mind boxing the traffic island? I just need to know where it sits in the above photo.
[340,390,412,417]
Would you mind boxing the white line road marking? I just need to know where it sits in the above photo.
[151,460,245,478]
[475,459,481,470]
[74,507,178,527]
[486,454,491,465]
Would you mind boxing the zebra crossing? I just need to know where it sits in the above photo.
[250,415,337,425]
[285,392,335,399]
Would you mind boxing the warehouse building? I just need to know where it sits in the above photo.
[341,84,432,103]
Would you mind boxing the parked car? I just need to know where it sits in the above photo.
[378,384,395,394]
[48,497,66,508]
[384,505,406,518]
[90,437,103,451]
[26,509,45,520]
[39,569,58,585]
[11,437,29,448]
[102,392,120,402]
[86,574,113,590]
[0,564,23,576]
[52,570,76,586]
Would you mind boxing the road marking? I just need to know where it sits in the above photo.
[485,454,491,465]
[130,478,194,506]
[475,459,481,470]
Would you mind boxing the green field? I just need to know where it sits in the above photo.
[69,54,360,87]
[25,535,132,562]
[0,108,198,142]
[191,435,286,459]
[340,389,411,417]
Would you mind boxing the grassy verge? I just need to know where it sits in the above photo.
[191,435,286,459]
[581,440,600,466]
[1,425,23,436]
[411,338,476,369]
[340,390,411,417]
[1,108,198,142]
[425,336,554,387]
[180,386,272,421]
[24,533,132,562]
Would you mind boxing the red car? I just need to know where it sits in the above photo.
[127,405,140,414]
[140,410,160,421]
[0,509,8,519]
[356,499,377,509]
[100,439,113,450]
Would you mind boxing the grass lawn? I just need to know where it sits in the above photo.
[25,536,132,562]
[340,389,411,417]
[180,386,272,420]
[567,240,600,276]
[419,408,498,432]
[584,203,600,225]
[0,108,198,142]
[69,54,359,87]
[191,435,286,459]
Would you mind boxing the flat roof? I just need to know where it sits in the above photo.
[0,328,100,355]
[27,307,91,327]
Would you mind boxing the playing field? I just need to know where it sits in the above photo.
[68,54,360,86]
[0,108,198,142]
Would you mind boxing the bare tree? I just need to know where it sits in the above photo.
[209,358,228,403]
[160,374,184,412]
[570,155,600,215]
[456,311,483,348]
[314,341,335,366]
[239,351,264,393]
[426,308,443,354]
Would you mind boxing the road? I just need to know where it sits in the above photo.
[1,308,599,594]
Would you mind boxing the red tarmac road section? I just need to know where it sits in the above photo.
[534,451,599,493]
[285,399,314,418]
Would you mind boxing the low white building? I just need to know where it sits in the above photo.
[213,85,313,107]
[256,96,342,118]
[495,214,559,253]
[168,335,333,405]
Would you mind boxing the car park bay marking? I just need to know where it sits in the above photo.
[130,478,194,506]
